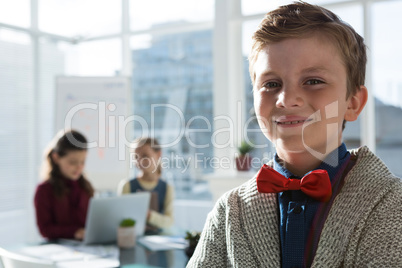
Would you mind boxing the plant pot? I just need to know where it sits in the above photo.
[235,154,252,171]
[117,226,136,248]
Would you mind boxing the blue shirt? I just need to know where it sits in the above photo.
[274,143,350,268]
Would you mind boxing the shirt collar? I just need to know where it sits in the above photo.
[273,143,350,182]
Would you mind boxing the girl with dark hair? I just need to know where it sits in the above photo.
[34,129,94,240]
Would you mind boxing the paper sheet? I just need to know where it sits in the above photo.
[19,244,97,261]
[18,243,120,267]
[137,235,188,251]
[121,264,163,268]
[57,258,120,268]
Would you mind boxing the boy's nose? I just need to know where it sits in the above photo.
[276,86,304,108]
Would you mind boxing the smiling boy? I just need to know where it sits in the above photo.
[253,34,362,175]
[187,2,402,267]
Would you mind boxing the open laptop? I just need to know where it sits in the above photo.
[83,192,150,245]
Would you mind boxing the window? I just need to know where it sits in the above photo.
[242,20,276,167]
[38,37,66,152]
[330,3,363,149]
[0,29,34,246]
[39,0,121,37]
[0,0,30,27]
[130,0,214,31]
[372,1,402,177]
[131,30,214,199]
[59,38,122,76]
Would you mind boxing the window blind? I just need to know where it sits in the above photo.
[0,36,34,246]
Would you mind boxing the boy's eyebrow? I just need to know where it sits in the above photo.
[258,66,329,78]
[301,66,329,74]
[254,66,330,85]
[256,70,277,80]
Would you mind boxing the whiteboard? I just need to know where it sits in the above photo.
[55,76,131,191]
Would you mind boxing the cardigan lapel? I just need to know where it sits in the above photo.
[312,146,395,267]
[241,173,282,267]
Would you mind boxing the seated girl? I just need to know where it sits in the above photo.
[118,137,174,234]
[34,129,94,240]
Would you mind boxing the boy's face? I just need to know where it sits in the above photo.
[253,34,360,157]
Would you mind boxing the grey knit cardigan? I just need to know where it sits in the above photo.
[187,146,402,267]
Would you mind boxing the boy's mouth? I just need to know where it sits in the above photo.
[276,120,308,125]
[274,116,314,126]
[274,115,313,125]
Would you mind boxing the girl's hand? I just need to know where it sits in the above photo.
[74,228,85,240]
[147,210,151,220]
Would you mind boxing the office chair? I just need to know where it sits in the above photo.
[0,247,56,268]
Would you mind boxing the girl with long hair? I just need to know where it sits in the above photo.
[34,129,94,240]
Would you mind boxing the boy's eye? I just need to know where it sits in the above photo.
[262,81,281,90]
[305,79,324,85]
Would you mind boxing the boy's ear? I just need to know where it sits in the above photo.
[344,85,368,122]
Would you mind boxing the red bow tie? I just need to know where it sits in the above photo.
[256,164,332,202]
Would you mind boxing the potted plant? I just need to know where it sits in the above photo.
[184,231,201,258]
[235,140,255,171]
[117,218,136,248]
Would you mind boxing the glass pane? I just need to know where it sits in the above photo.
[39,0,121,37]
[242,20,276,167]
[0,29,34,245]
[242,20,259,56]
[59,38,122,76]
[0,0,30,27]
[330,4,363,149]
[130,30,213,199]
[38,37,67,154]
[372,1,402,178]
[130,0,214,31]
[0,28,31,45]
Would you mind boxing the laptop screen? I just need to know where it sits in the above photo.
[83,192,150,245]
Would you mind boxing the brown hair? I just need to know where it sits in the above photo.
[249,1,367,99]
[40,129,94,197]
[132,137,162,175]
